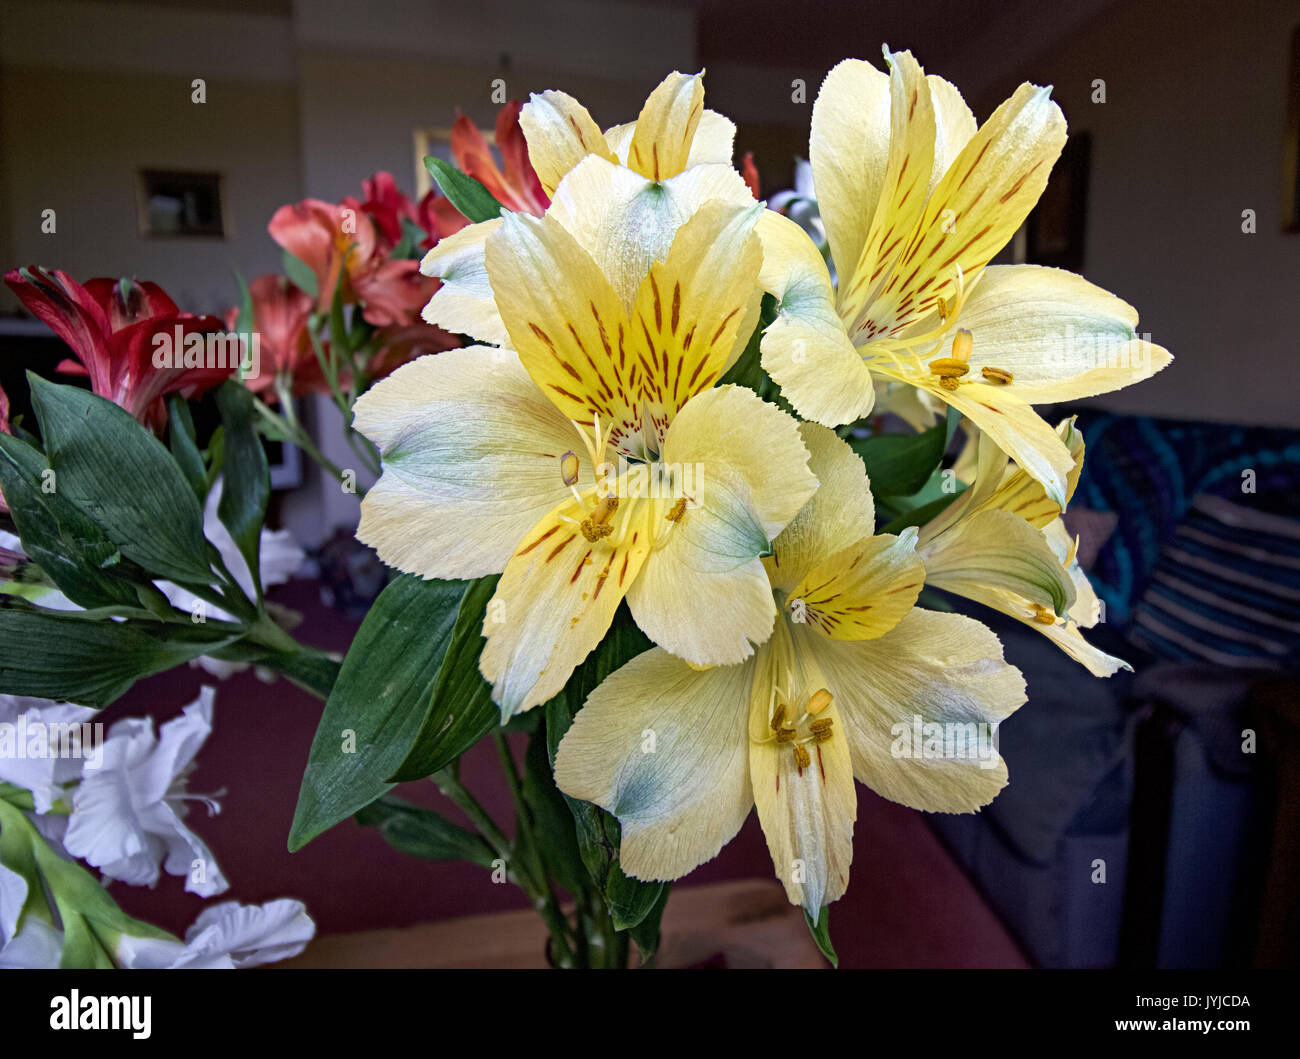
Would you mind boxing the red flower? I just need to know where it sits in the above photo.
[366,321,460,380]
[417,190,470,242]
[269,191,438,328]
[224,274,332,401]
[741,151,761,200]
[4,267,228,431]
[450,102,549,217]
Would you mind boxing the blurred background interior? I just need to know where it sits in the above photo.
[2,0,1299,968]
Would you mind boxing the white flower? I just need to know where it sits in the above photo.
[116,899,315,969]
[0,694,97,813]
[154,479,304,678]
[63,688,229,897]
[0,861,62,968]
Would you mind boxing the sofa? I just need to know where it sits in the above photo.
[927,411,1300,968]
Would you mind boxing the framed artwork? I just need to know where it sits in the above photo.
[1024,131,1091,271]
[1282,23,1300,232]
[136,168,226,238]
[413,126,455,198]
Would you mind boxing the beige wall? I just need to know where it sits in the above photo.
[978,0,1300,427]
[0,66,302,315]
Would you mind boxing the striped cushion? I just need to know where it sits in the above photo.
[1127,494,1300,669]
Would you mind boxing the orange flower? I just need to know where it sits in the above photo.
[450,101,549,216]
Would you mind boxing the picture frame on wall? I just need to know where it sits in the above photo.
[136,168,226,238]
[1023,131,1091,271]
[412,126,455,198]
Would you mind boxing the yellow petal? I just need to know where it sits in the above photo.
[864,82,1066,341]
[926,74,977,194]
[786,529,926,641]
[756,210,876,426]
[627,199,764,442]
[628,386,818,665]
[936,379,1075,508]
[608,109,736,171]
[808,57,892,290]
[354,348,584,579]
[480,493,651,716]
[626,71,705,181]
[918,508,1077,617]
[750,632,856,913]
[929,264,1173,403]
[554,647,754,881]
[943,577,1130,677]
[483,209,642,450]
[419,219,508,346]
[800,609,1025,812]
[768,424,875,594]
[518,90,615,197]
[546,155,753,314]
[837,49,936,338]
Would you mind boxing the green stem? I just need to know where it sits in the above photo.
[432,766,578,968]
[253,396,362,495]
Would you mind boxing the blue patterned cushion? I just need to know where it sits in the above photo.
[1126,494,1300,669]
[1062,413,1300,625]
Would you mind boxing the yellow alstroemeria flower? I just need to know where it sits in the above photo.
[555,425,1026,914]
[519,69,737,195]
[918,418,1129,676]
[421,74,831,371]
[354,158,817,717]
[760,47,1172,506]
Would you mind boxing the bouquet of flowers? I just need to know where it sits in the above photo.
[0,47,1169,968]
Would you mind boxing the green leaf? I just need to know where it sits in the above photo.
[214,381,270,600]
[28,374,214,585]
[804,905,838,968]
[424,156,503,224]
[0,432,144,609]
[879,486,967,535]
[282,249,319,299]
[289,575,476,850]
[0,604,234,707]
[521,725,587,895]
[849,405,959,499]
[165,394,207,503]
[605,864,665,932]
[627,883,672,965]
[542,606,661,922]
[719,294,777,392]
[0,800,175,968]
[355,794,496,867]
[389,575,500,782]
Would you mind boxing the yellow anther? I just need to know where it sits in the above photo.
[793,745,811,769]
[559,450,580,487]
[951,328,973,364]
[770,704,787,732]
[579,495,619,542]
[1031,603,1057,625]
[580,519,613,542]
[665,497,687,523]
[936,295,949,322]
[939,375,961,391]
[805,688,832,716]
[981,366,1013,385]
[809,718,833,734]
[775,726,797,744]
[811,728,833,744]
[928,358,969,379]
